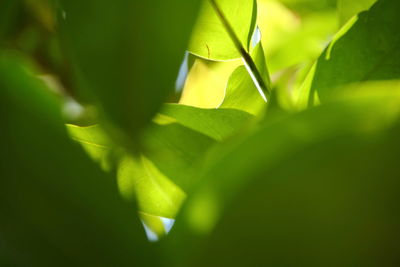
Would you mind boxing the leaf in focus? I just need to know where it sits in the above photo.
[220,43,268,115]
[159,104,254,141]
[298,0,400,108]
[0,52,156,266]
[188,0,257,60]
[59,0,200,141]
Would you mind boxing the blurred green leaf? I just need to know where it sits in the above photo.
[118,155,186,219]
[66,124,115,171]
[67,104,252,220]
[337,0,377,26]
[59,0,200,142]
[0,0,21,43]
[168,81,400,266]
[258,0,337,73]
[0,52,156,266]
[140,212,170,240]
[188,0,257,60]
[279,0,337,14]
[3,0,400,265]
[298,0,400,108]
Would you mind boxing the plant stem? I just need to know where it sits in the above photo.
[209,0,271,100]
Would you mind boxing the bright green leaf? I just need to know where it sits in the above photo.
[179,57,242,108]
[298,0,400,108]
[158,104,254,141]
[188,0,257,60]
[118,155,186,219]
[220,43,268,115]
[141,121,216,192]
[66,124,114,171]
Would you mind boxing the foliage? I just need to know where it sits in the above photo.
[1,0,399,266]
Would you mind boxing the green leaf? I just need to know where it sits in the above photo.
[258,0,338,73]
[59,0,200,140]
[168,81,400,266]
[337,0,377,26]
[118,155,186,219]
[158,104,254,141]
[67,104,252,221]
[66,106,252,218]
[66,124,114,171]
[179,57,242,108]
[278,0,337,14]
[0,52,156,266]
[298,0,400,108]
[0,0,21,43]
[146,104,258,192]
[220,43,268,115]
[141,121,216,193]
[182,126,400,266]
[66,122,213,220]
[188,0,257,60]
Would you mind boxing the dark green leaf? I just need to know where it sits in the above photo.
[337,0,377,25]
[0,52,155,266]
[169,82,400,266]
[59,0,200,140]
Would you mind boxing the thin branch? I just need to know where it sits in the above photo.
[209,0,271,100]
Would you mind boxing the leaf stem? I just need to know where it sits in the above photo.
[209,0,271,100]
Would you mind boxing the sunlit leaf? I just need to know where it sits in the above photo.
[118,155,186,219]
[179,57,241,108]
[188,0,257,60]
[67,103,252,223]
[158,104,254,141]
[278,0,337,14]
[262,8,337,73]
[297,0,400,108]
[141,121,216,192]
[66,124,115,171]
[220,43,268,115]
